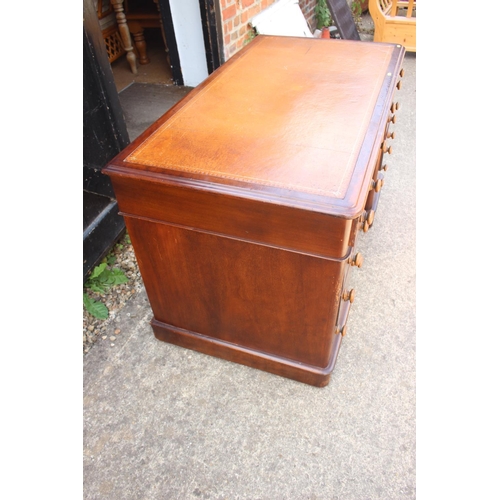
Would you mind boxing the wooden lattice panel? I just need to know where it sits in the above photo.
[102,26,125,63]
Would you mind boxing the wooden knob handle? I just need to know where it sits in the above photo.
[389,114,397,124]
[379,163,388,172]
[383,143,393,154]
[335,325,347,336]
[342,289,355,303]
[371,178,384,192]
[359,210,375,233]
[390,102,400,113]
[360,210,375,232]
[366,210,375,225]
[386,131,395,140]
[349,252,364,268]
[400,69,404,77]
[396,81,402,90]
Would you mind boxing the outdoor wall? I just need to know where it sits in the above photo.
[220,0,318,61]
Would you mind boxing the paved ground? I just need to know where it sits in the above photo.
[83,46,416,499]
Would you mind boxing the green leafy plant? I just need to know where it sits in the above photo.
[83,293,109,320]
[83,257,129,319]
[351,0,363,24]
[315,0,332,29]
[244,28,257,46]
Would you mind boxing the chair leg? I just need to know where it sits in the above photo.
[131,28,150,65]
[111,0,138,74]
[154,0,170,66]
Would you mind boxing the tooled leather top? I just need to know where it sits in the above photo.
[125,36,395,199]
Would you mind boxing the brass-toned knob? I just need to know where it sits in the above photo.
[386,131,395,140]
[388,114,397,124]
[342,289,355,303]
[349,252,364,268]
[400,69,404,77]
[371,178,384,192]
[379,163,388,172]
[396,80,402,90]
[383,143,393,155]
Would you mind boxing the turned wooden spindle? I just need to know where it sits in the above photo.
[111,0,138,74]
[154,0,171,66]
[131,29,150,65]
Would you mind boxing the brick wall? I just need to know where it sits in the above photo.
[299,0,317,28]
[220,0,319,62]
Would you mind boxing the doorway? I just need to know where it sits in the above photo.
[108,0,223,141]
[106,0,213,141]
[83,0,223,277]
[110,25,191,142]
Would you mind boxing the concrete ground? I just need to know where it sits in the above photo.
[84,47,416,499]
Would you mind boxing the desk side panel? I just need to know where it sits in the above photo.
[110,173,353,260]
[125,216,348,369]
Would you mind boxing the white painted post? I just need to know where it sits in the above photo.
[169,0,209,87]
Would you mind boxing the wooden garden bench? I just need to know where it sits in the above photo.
[369,0,416,52]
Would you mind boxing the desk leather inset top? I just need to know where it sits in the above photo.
[124,36,402,213]
[104,36,405,387]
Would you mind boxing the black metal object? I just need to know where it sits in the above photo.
[157,0,184,85]
[82,0,223,280]
[198,0,223,73]
[83,0,130,280]
[326,0,361,40]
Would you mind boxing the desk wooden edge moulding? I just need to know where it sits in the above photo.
[103,36,406,387]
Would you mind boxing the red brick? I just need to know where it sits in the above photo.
[222,4,237,21]
[242,0,255,8]
[246,4,261,19]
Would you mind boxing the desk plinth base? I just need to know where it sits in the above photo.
[151,318,343,388]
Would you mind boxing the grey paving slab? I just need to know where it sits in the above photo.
[84,51,416,500]
[118,83,193,141]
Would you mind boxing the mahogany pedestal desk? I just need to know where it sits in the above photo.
[103,36,405,387]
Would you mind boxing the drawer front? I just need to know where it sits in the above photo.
[362,77,403,230]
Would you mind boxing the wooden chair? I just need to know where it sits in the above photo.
[369,0,416,52]
[95,0,127,64]
[326,0,361,41]
[110,0,169,74]
[125,0,167,66]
